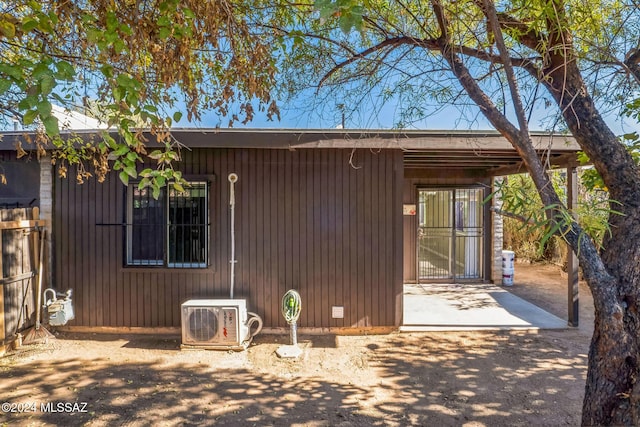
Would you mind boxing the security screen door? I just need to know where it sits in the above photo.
[417,188,484,281]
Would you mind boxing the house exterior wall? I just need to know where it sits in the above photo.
[402,174,492,283]
[53,148,404,329]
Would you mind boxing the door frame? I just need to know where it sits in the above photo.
[415,185,488,283]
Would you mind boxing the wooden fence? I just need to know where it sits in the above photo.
[0,207,48,354]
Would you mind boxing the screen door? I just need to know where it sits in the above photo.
[417,188,484,281]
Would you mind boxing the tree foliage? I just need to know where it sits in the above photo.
[500,171,612,262]
[0,0,283,189]
[295,0,639,128]
[3,0,640,424]
[282,0,640,424]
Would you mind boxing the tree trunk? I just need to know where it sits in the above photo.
[581,212,640,425]
[541,53,640,426]
[431,1,640,422]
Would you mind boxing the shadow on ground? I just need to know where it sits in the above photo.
[1,329,588,426]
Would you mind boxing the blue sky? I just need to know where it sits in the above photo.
[175,94,640,135]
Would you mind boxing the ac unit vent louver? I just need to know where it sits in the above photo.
[181,299,262,351]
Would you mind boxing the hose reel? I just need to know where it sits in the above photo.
[281,289,302,347]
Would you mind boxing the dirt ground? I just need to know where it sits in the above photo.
[1,262,594,426]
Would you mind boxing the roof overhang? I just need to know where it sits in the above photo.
[0,128,581,176]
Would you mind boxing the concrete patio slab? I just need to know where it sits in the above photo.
[400,283,567,331]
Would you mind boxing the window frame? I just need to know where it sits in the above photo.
[125,179,211,269]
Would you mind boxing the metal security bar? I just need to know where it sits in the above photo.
[417,188,484,281]
[417,190,453,279]
[126,182,208,268]
[454,188,484,279]
[168,183,208,268]
[127,187,165,266]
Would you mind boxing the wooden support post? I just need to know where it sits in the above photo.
[567,166,579,327]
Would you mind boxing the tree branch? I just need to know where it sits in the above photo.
[482,0,529,137]
[455,45,541,77]
[624,45,640,85]
[470,0,547,53]
[257,24,358,56]
[316,35,541,91]
[317,37,438,90]
[490,207,535,224]
[496,12,546,53]
[431,0,522,143]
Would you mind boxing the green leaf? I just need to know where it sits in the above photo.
[183,8,196,19]
[172,182,184,193]
[0,78,11,95]
[113,86,123,102]
[18,96,36,110]
[43,115,59,136]
[48,11,59,25]
[27,1,41,11]
[37,100,52,117]
[21,18,38,32]
[0,63,23,80]
[32,61,52,79]
[173,111,182,122]
[119,171,129,186]
[23,109,39,125]
[106,11,118,31]
[116,74,132,88]
[158,27,171,40]
[55,61,75,80]
[103,134,118,149]
[40,74,56,95]
[148,150,163,160]
[152,186,161,200]
[104,31,118,44]
[0,21,16,38]
[124,165,138,178]
[36,13,53,33]
[158,16,171,27]
[119,23,133,36]
[113,145,130,156]
[81,13,97,24]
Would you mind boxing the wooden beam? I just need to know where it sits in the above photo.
[404,167,489,179]
[567,166,579,327]
[488,153,580,176]
[0,219,48,230]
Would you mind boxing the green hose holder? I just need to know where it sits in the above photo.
[282,289,302,346]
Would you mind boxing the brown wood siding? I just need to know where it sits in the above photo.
[402,175,491,282]
[54,148,403,329]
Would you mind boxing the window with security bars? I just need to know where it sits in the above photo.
[126,182,209,268]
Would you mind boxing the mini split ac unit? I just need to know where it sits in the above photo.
[181,299,262,351]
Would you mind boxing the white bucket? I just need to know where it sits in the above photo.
[502,250,515,270]
[502,267,514,286]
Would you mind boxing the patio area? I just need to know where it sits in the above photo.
[401,282,568,331]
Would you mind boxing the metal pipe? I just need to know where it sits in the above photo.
[290,322,298,346]
[228,173,238,299]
